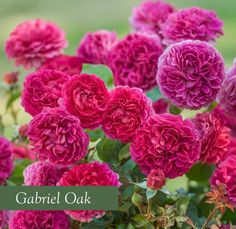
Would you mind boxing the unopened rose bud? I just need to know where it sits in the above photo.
[147,169,165,190]
[18,124,29,138]
[3,71,19,85]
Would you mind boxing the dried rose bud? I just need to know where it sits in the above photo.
[147,168,165,190]
[18,124,29,138]
[3,71,19,85]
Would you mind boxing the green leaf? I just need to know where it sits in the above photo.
[169,103,182,115]
[132,181,147,189]
[82,64,114,88]
[6,90,21,110]
[186,163,214,182]
[131,192,143,206]
[8,159,32,185]
[119,144,130,161]
[146,188,157,200]
[176,197,190,214]
[96,137,125,163]
[86,128,104,142]
[146,87,162,101]
[159,186,171,195]
[118,202,132,213]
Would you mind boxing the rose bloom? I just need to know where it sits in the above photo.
[161,7,223,45]
[108,33,163,91]
[157,40,225,109]
[129,0,175,35]
[152,98,169,114]
[211,156,236,206]
[27,108,89,165]
[3,71,19,85]
[0,137,13,183]
[193,112,230,164]
[9,210,70,229]
[57,161,121,223]
[24,161,68,186]
[63,73,110,129]
[40,54,82,76]
[21,70,69,116]
[12,144,36,160]
[102,86,154,143]
[5,19,67,69]
[77,30,118,65]
[147,169,165,190]
[130,114,200,178]
[0,211,9,229]
[211,105,236,135]
[217,59,236,115]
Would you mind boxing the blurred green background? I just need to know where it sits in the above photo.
[0,0,235,191]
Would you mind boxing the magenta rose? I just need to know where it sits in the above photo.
[77,30,118,65]
[0,211,9,229]
[0,137,13,184]
[217,59,236,115]
[12,144,36,160]
[193,112,230,164]
[211,156,236,206]
[108,33,163,91]
[63,74,110,129]
[102,86,154,142]
[21,70,70,116]
[27,108,89,165]
[129,0,175,36]
[161,7,223,45]
[130,114,200,178]
[5,19,67,69]
[157,40,225,109]
[9,210,70,229]
[40,54,82,76]
[57,161,121,223]
[23,161,68,186]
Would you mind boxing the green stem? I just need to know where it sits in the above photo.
[201,206,218,229]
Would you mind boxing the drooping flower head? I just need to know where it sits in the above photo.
[130,114,200,178]
[0,137,13,183]
[193,112,230,164]
[9,210,70,229]
[157,40,225,109]
[5,19,67,69]
[77,30,118,65]
[152,98,169,114]
[57,161,120,223]
[102,86,154,143]
[129,0,175,35]
[18,124,29,138]
[147,168,165,190]
[161,7,223,45]
[211,156,236,206]
[217,59,236,115]
[63,74,110,129]
[27,108,89,165]
[21,70,70,116]
[24,161,68,186]
[40,54,82,76]
[109,33,163,91]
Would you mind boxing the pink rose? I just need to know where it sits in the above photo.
[27,108,89,165]
[63,74,110,129]
[102,86,154,142]
[5,19,67,69]
[57,161,120,222]
[21,70,70,116]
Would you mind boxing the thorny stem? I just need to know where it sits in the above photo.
[201,206,218,229]
[10,104,18,125]
[146,199,153,220]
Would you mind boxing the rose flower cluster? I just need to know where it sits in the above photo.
[1,0,236,227]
